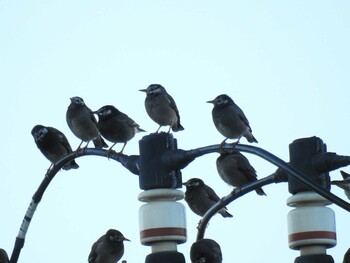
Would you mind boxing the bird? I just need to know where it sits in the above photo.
[31,125,79,170]
[207,94,257,144]
[92,105,145,154]
[88,229,130,263]
[139,84,184,133]
[0,248,9,263]
[343,248,350,263]
[66,96,108,149]
[183,178,233,218]
[216,150,266,196]
[331,170,350,200]
[190,238,223,263]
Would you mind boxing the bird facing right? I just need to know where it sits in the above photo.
[183,178,233,218]
[139,84,184,133]
[88,229,130,263]
[190,238,223,263]
[207,94,257,144]
[216,150,266,196]
[66,96,108,149]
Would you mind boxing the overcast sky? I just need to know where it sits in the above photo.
[1,1,350,262]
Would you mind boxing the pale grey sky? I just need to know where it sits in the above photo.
[1,1,350,262]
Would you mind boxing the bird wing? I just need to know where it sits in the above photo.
[203,185,221,202]
[49,127,73,152]
[166,93,181,120]
[235,104,252,131]
[235,152,258,179]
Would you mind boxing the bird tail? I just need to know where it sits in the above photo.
[63,160,79,171]
[93,136,108,148]
[255,188,266,196]
[245,132,258,143]
[172,122,185,132]
[219,208,233,218]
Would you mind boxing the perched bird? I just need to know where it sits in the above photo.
[331,170,350,200]
[139,84,184,133]
[66,96,108,149]
[88,229,130,263]
[0,249,9,263]
[216,150,266,196]
[190,239,223,263]
[207,94,257,144]
[31,125,79,170]
[93,105,145,154]
[183,178,232,218]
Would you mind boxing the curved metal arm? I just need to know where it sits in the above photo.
[10,148,139,263]
[196,143,350,240]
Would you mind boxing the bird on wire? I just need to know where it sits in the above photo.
[216,150,266,196]
[207,94,257,145]
[183,178,233,219]
[66,96,108,150]
[31,125,79,171]
[92,105,145,155]
[139,84,184,133]
[190,238,223,263]
[331,170,350,200]
[88,229,130,263]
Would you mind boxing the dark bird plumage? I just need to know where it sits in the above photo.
[93,105,145,154]
[331,170,350,200]
[139,84,184,133]
[207,94,257,144]
[343,248,350,263]
[183,178,232,218]
[0,249,9,263]
[31,125,79,170]
[190,239,223,263]
[88,229,130,263]
[66,96,108,149]
[216,150,266,196]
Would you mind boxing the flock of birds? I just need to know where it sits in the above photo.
[3,83,344,263]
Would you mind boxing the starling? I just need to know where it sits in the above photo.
[66,96,108,149]
[190,238,223,263]
[88,229,130,263]
[31,125,79,170]
[92,105,145,154]
[216,150,266,196]
[331,170,350,200]
[183,178,232,218]
[0,249,9,263]
[139,84,184,133]
[207,94,257,144]
[343,248,350,263]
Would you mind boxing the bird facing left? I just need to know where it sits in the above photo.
[88,229,130,263]
[31,125,79,171]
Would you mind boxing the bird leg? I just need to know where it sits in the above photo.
[105,143,117,159]
[154,125,162,134]
[219,138,228,151]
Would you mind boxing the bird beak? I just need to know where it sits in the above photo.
[206,99,214,104]
[124,237,131,242]
[139,89,147,93]
[182,181,188,186]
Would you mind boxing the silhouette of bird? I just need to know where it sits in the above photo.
[183,178,232,218]
[331,170,350,200]
[66,96,108,149]
[93,105,145,154]
[88,229,130,263]
[343,248,350,263]
[207,94,257,144]
[139,84,184,133]
[31,125,79,170]
[190,238,223,263]
[0,249,9,263]
[216,150,266,196]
